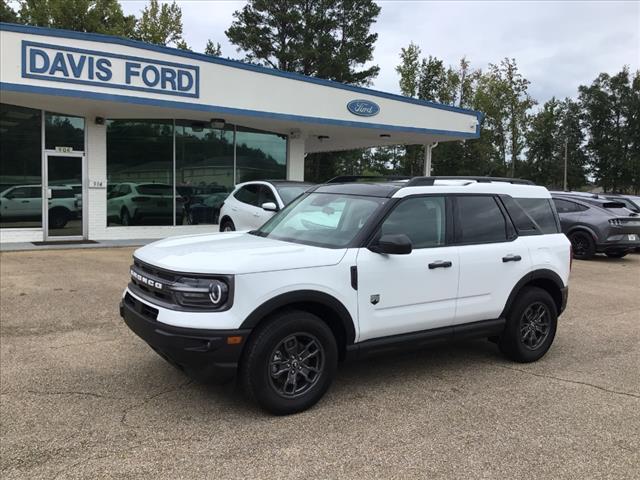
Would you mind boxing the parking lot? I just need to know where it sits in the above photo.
[0,247,638,479]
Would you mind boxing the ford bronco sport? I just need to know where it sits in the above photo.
[121,176,571,415]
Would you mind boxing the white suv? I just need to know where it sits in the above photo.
[121,177,571,414]
[218,180,314,231]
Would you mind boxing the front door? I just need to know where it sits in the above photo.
[45,154,84,238]
[356,196,460,342]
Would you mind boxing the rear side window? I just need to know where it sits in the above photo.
[553,198,588,213]
[51,189,75,199]
[234,184,260,206]
[456,195,507,244]
[515,198,559,234]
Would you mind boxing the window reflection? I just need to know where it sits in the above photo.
[45,113,85,151]
[106,120,174,226]
[176,122,234,225]
[0,104,43,228]
[236,127,287,183]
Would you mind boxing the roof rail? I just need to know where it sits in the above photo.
[326,175,411,183]
[405,176,535,187]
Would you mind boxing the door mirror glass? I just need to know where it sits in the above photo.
[261,201,278,212]
[369,234,412,255]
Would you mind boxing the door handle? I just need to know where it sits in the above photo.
[428,260,452,269]
[21,200,29,203]
[502,254,522,263]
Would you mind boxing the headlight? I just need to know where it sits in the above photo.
[173,277,230,309]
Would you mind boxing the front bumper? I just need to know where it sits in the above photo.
[120,293,250,383]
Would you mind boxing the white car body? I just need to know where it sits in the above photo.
[128,181,570,336]
[218,180,314,231]
[0,185,78,219]
[107,182,180,225]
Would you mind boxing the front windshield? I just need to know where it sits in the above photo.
[254,192,387,248]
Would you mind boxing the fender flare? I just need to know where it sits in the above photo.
[240,290,356,344]
[500,269,566,318]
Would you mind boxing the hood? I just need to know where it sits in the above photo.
[133,232,347,275]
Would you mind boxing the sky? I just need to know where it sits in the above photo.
[122,0,639,105]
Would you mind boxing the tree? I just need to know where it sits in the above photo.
[1,0,18,22]
[205,39,222,57]
[579,67,639,193]
[17,0,136,35]
[134,0,188,49]
[226,0,380,85]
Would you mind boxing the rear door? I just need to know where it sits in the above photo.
[453,195,532,325]
[356,195,460,341]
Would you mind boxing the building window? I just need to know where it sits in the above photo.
[45,113,85,152]
[106,120,287,227]
[0,104,43,229]
[106,120,174,226]
[176,121,234,226]
[235,127,287,183]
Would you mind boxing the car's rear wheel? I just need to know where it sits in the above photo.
[220,218,235,232]
[48,208,69,229]
[240,309,338,415]
[569,231,596,260]
[499,286,558,363]
[605,251,627,258]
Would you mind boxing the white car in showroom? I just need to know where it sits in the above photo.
[107,182,183,226]
[0,184,79,228]
[218,180,314,231]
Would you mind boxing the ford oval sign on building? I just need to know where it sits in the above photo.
[347,99,380,117]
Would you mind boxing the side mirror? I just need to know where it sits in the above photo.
[369,234,412,255]
[261,202,278,212]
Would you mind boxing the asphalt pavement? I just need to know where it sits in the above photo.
[0,248,638,479]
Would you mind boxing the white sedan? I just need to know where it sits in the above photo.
[218,180,314,231]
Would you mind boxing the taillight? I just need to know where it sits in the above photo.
[609,218,622,226]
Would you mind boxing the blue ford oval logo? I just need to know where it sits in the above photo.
[347,99,380,117]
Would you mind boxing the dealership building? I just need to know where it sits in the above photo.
[0,22,482,243]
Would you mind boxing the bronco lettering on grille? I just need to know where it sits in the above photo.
[130,269,163,290]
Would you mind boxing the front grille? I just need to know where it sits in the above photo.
[134,258,180,282]
[124,292,158,321]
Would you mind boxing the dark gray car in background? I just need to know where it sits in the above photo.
[551,193,640,259]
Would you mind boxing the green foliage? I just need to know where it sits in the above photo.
[579,67,639,193]
[1,0,18,22]
[16,0,136,35]
[226,0,380,85]
[205,39,222,57]
[134,0,187,49]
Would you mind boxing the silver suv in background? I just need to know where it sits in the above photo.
[551,193,640,259]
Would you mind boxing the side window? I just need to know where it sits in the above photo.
[8,187,28,199]
[234,185,260,206]
[260,185,277,206]
[457,195,507,244]
[514,198,560,234]
[380,196,446,249]
[28,187,42,198]
[120,185,131,196]
[553,198,586,213]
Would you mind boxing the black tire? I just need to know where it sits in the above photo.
[220,218,235,232]
[48,209,69,229]
[240,309,338,415]
[121,208,133,226]
[605,252,627,258]
[499,286,558,363]
[569,231,596,260]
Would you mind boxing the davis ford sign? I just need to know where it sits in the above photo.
[347,99,380,117]
[21,41,199,98]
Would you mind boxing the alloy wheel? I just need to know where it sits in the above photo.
[268,333,324,398]
[519,302,551,350]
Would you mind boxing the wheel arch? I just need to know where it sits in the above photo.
[566,224,598,241]
[240,290,356,361]
[501,269,566,318]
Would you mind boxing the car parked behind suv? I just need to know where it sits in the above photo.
[107,182,183,226]
[219,180,315,231]
[0,184,79,228]
[121,176,570,414]
[551,193,640,259]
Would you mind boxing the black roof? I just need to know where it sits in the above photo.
[310,182,403,197]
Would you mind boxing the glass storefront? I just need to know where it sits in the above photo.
[45,113,85,152]
[106,120,287,227]
[0,104,43,228]
[106,120,174,226]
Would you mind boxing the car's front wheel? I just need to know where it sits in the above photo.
[499,286,558,363]
[220,218,235,232]
[240,309,338,415]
